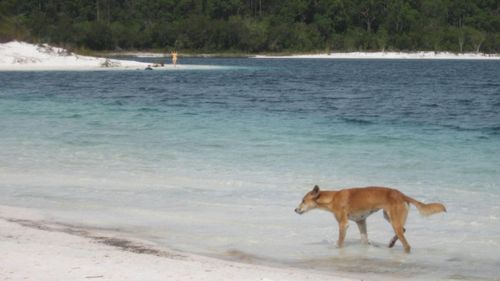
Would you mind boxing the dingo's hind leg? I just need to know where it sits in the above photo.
[387,204,411,253]
[389,203,411,253]
[388,228,406,248]
[384,211,406,248]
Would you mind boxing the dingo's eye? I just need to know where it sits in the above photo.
[302,199,305,203]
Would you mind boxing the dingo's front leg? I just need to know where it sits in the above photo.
[335,213,349,248]
[356,219,369,244]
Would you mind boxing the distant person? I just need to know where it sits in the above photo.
[171,51,178,67]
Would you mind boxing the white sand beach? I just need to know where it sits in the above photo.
[255,51,500,60]
[0,206,360,281]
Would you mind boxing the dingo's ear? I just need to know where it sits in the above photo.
[312,185,320,195]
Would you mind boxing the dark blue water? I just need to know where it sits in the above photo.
[1,58,499,280]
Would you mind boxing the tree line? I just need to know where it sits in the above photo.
[0,0,499,53]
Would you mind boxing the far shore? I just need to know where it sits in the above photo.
[101,49,500,60]
[2,41,499,72]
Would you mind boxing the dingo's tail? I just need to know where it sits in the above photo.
[405,196,446,216]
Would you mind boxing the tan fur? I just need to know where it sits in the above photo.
[295,185,446,253]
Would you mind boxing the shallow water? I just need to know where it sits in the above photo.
[1,58,499,280]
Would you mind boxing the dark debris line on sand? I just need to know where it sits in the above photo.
[2,217,186,260]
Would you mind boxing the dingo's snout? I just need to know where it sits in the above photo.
[295,185,320,215]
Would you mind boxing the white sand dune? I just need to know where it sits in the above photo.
[0,41,151,71]
[255,51,500,60]
[0,205,360,281]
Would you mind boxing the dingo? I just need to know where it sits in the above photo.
[295,185,446,253]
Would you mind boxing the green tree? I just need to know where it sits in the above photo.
[465,26,486,53]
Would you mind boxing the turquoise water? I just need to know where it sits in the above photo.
[1,58,499,280]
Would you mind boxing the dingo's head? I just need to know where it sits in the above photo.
[295,185,321,215]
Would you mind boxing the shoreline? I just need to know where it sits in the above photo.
[104,50,500,60]
[2,41,499,72]
[0,205,361,281]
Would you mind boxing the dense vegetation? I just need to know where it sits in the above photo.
[1,0,499,53]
